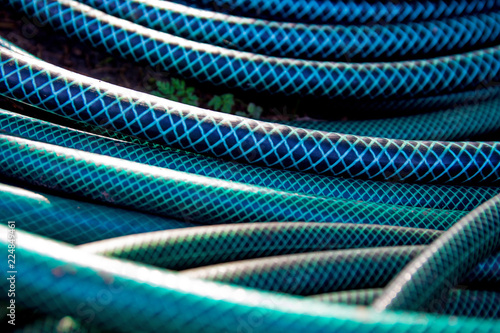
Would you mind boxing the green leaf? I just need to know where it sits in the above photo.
[156,81,174,97]
[220,94,235,113]
[189,96,199,106]
[208,96,223,111]
[171,78,185,93]
[247,103,263,119]
[181,95,199,106]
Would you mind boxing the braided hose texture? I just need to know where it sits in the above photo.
[1,47,500,184]
[1,0,500,331]
[6,0,500,99]
[75,0,500,60]
[177,0,500,24]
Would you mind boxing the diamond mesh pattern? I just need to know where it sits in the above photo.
[1,47,500,184]
[0,182,191,244]
[78,223,442,270]
[6,0,500,99]
[5,227,500,333]
[3,110,497,212]
[374,194,500,311]
[0,134,465,229]
[312,289,500,318]
[180,0,500,24]
[1,1,500,331]
[282,97,500,141]
[77,0,500,60]
[182,246,500,295]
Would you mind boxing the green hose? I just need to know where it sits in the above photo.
[1,0,500,331]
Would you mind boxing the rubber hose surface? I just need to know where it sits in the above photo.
[1,0,500,331]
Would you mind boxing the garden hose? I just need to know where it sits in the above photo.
[1,0,500,331]
[312,289,500,318]
[2,46,500,184]
[73,0,500,61]
[179,245,500,295]
[279,97,500,140]
[0,133,466,229]
[3,25,500,115]
[4,225,500,333]
[175,0,500,24]
[5,0,500,100]
[2,109,498,211]
[0,182,194,244]
[76,223,443,270]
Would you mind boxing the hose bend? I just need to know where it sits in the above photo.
[1,0,500,331]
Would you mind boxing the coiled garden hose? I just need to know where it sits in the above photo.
[179,245,500,295]
[77,223,443,270]
[279,97,500,140]
[4,225,500,333]
[1,0,500,331]
[0,182,194,244]
[175,0,500,24]
[6,0,500,99]
[312,289,500,318]
[0,133,467,229]
[2,46,500,184]
[2,110,497,211]
[73,0,500,61]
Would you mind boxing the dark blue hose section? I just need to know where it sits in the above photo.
[176,0,500,24]
[74,0,500,60]
[1,0,500,331]
[1,47,500,184]
[1,109,497,211]
[5,0,500,99]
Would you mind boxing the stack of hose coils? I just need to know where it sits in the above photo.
[1,0,500,331]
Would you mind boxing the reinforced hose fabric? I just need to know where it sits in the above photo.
[174,0,500,24]
[1,0,500,331]
[1,47,500,184]
[4,225,500,333]
[5,0,500,99]
[1,109,497,211]
[71,0,500,60]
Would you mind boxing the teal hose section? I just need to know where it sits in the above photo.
[6,0,500,99]
[77,223,442,269]
[3,32,499,114]
[1,47,500,184]
[280,98,500,141]
[178,0,500,24]
[0,182,193,244]
[1,0,500,330]
[180,246,500,295]
[312,289,500,318]
[2,109,497,211]
[74,0,500,60]
[374,194,500,311]
[0,134,465,229]
[3,226,500,333]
